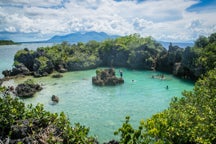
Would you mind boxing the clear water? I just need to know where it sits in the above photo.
[0,43,194,143]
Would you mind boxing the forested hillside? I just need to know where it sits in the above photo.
[3,33,216,80]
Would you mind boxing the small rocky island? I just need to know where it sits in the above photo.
[92,68,124,86]
[15,79,42,98]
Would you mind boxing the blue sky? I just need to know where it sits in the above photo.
[0,0,216,42]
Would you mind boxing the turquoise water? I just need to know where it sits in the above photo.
[0,44,194,143]
[9,69,193,142]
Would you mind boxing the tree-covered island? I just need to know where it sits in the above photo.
[2,33,216,80]
[0,32,216,143]
[0,40,19,45]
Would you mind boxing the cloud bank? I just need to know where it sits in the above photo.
[0,0,216,42]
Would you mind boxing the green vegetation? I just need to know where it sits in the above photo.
[115,69,216,144]
[196,33,216,72]
[113,33,216,143]
[13,34,165,77]
[23,78,35,85]
[0,94,97,143]
[187,33,216,73]
[2,32,216,143]
[0,40,18,45]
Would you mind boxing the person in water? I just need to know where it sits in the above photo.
[119,70,123,78]
[166,85,169,89]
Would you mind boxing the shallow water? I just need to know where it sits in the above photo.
[5,69,193,142]
[0,43,194,143]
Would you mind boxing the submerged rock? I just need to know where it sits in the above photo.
[51,95,59,103]
[92,68,124,86]
[52,73,63,78]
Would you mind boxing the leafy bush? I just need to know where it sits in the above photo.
[115,69,216,144]
[0,94,97,143]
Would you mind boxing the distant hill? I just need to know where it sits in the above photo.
[0,40,19,45]
[47,31,119,43]
[159,41,194,49]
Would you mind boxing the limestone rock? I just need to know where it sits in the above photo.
[15,79,42,98]
[92,68,124,86]
[52,73,63,78]
[51,95,59,103]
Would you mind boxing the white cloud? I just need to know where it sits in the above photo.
[0,0,216,42]
[0,0,63,7]
[5,26,16,32]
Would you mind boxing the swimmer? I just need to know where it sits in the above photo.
[119,70,123,78]
[166,85,169,89]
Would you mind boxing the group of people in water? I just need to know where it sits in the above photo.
[151,74,166,80]
[118,69,169,90]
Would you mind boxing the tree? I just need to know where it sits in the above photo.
[195,35,209,48]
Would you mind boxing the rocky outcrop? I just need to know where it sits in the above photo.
[2,63,31,77]
[51,95,59,103]
[14,48,36,71]
[157,43,184,73]
[180,47,205,79]
[52,73,63,78]
[92,68,124,86]
[33,56,54,77]
[66,59,101,71]
[9,119,63,144]
[99,46,129,67]
[57,64,67,73]
[15,79,42,98]
[126,44,167,70]
[100,43,167,70]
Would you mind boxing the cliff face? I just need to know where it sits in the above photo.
[157,44,184,73]
[99,46,129,67]
[99,42,167,70]
[157,44,204,79]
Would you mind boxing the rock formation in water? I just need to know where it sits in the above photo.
[51,95,59,103]
[15,79,42,98]
[52,73,63,78]
[92,68,124,86]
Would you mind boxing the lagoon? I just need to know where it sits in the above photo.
[0,43,194,143]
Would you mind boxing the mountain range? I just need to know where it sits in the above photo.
[18,31,193,48]
[46,31,119,43]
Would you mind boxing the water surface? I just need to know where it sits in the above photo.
[5,69,193,142]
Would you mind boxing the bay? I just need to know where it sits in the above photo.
[0,43,194,143]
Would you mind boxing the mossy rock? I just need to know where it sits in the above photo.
[92,68,124,86]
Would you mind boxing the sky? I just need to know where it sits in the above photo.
[0,0,216,42]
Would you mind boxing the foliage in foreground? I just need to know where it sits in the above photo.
[0,94,97,143]
[115,69,216,144]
